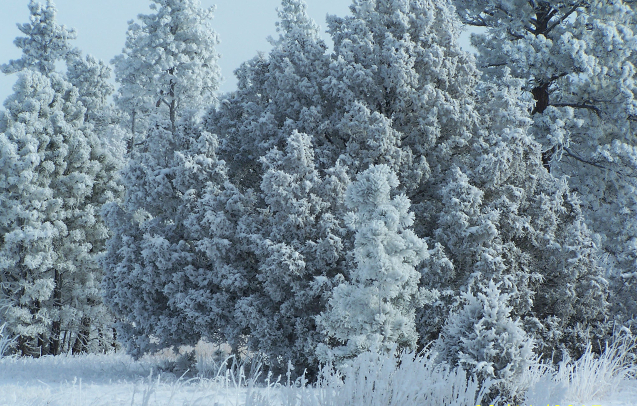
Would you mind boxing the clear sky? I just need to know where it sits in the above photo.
[0,0,473,104]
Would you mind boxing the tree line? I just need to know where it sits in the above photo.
[1,0,636,401]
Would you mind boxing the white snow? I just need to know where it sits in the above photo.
[0,341,635,406]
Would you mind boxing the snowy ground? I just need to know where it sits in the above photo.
[0,353,239,405]
[0,343,636,406]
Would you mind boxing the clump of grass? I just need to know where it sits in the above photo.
[0,322,16,357]
[557,334,637,402]
[246,349,490,406]
[524,334,637,405]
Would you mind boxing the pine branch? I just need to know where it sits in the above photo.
[550,102,601,117]
[484,62,508,68]
[546,4,581,35]
[563,147,607,170]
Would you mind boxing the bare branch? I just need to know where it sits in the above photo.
[463,16,488,27]
[510,29,527,39]
[548,72,569,83]
[495,5,514,19]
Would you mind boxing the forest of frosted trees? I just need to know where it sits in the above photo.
[1,0,637,403]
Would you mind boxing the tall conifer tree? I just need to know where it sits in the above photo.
[452,0,637,323]
[0,0,120,355]
[101,0,222,356]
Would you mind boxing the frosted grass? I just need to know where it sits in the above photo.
[0,336,635,406]
[525,334,637,406]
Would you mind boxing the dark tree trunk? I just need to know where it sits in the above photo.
[530,4,561,170]
[531,82,550,115]
[72,316,91,354]
[50,268,63,355]
[127,110,137,153]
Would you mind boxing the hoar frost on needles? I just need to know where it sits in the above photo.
[0,1,121,356]
[317,164,427,364]
[101,0,222,357]
[112,0,221,148]
[452,0,637,324]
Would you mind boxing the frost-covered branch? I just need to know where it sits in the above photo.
[546,4,582,35]
[551,102,601,117]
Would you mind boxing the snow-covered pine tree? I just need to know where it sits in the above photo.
[1,0,78,77]
[66,54,118,132]
[437,281,535,403]
[317,164,426,364]
[205,0,330,190]
[235,131,349,374]
[101,128,229,357]
[112,0,221,151]
[197,0,349,373]
[452,0,637,324]
[321,0,609,361]
[101,0,221,356]
[169,131,254,354]
[0,0,120,355]
[0,71,61,356]
[64,53,124,354]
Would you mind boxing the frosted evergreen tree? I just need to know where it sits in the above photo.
[437,281,535,403]
[197,0,609,369]
[0,71,60,355]
[417,76,609,359]
[234,132,349,373]
[112,0,220,150]
[1,0,78,76]
[197,0,349,373]
[65,54,124,354]
[316,0,608,361]
[66,54,120,135]
[204,0,330,189]
[452,0,637,324]
[320,0,479,191]
[317,164,427,364]
[101,0,221,356]
[0,2,120,355]
[169,132,255,354]
[101,129,228,356]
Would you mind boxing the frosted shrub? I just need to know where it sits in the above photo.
[437,281,535,402]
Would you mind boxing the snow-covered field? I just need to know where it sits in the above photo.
[0,351,255,406]
[1,339,636,406]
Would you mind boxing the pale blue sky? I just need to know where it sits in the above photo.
[0,0,473,104]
